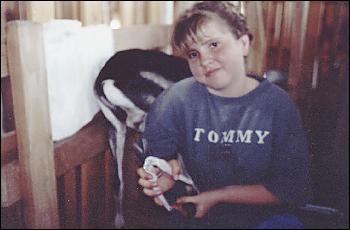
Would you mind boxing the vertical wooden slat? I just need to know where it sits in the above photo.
[80,154,105,228]
[123,132,140,201]
[1,200,25,229]
[80,1,104,26]
[1,77,15,132]
[1,161,20,207]
[63,169,78,228]
[299,1,325,104]
[246,1,266,75]
[275,2,293,72]
[263,2,278,71]
[94,154,107,227]
[103,149,116,228]
[273,2,283,48]
[26,1,55,23]
[1,131,17,165]
[269,1,284,71]
[80,162,90,229]
[135,1,146,24]
[146,1,174,25]
[55,1,80,21]
[288,1,310,101]
[1,1,8,78]
[6,21,59,228]
[56,175,65,228]
[263,1,276,46]
[281,2,294,50]
[119,1,136,27]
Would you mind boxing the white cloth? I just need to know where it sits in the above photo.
[43,20,114,141]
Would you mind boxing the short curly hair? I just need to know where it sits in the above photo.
[171,1,253,56]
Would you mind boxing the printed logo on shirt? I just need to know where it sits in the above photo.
[193,128,270,144]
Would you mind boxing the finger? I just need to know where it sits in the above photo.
[143,187,161,197]
[168,159,181,180]
[154,197,164,206]
[138,178,156,189]
[176,196,194,204]
[194,207,206,219]
[137,167,153,180]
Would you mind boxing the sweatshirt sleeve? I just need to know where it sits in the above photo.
[142,87,182,161]
[262,94,312,206]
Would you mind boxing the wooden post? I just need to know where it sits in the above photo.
[6,21,59,228]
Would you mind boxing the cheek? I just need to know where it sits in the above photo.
[189,63,202,77]
[221,51,243,68]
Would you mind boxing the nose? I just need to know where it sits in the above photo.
[199,49,214,68]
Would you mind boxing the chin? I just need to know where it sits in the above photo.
[207,79,230,90]
[206,85,228,95]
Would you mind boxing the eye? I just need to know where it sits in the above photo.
[209,41,219,48]
[187,50,198,60]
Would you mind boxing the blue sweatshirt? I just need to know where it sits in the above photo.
[143,76,311,228]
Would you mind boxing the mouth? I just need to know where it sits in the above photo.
[205,68,220,77]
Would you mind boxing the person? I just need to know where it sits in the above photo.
[137,1,312,229]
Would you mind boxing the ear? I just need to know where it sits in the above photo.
[239,35,250,56]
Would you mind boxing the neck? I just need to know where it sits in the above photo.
[208,75,258,98]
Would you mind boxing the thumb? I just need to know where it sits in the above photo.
[168,159,181,180]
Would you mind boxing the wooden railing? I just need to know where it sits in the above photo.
[1,112,115,228]
[2,112,168,229]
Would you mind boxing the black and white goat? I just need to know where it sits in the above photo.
[94,49,192,228]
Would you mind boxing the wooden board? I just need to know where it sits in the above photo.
[6,20,59,228]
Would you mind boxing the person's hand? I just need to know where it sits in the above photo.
[175,191,217,219]
[137,159,181,206]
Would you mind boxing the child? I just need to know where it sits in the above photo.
[137,1,311,229]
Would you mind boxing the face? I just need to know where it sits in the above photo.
[184,17,250,97]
